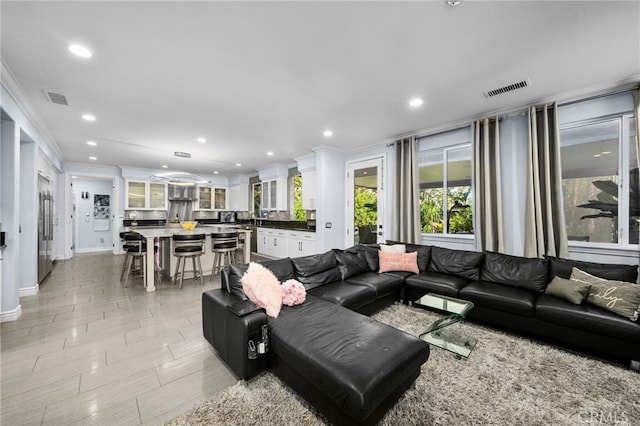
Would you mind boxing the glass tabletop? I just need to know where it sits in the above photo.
[415,293,477,359]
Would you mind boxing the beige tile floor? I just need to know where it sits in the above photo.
[1,252,243,426]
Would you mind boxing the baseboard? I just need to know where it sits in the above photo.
[74,247,113,254]
[0,304,22,323]
[19,284,39,297]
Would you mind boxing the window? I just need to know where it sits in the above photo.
[292,174,305,221]
[560,115,638,245]
[418,128,473,235]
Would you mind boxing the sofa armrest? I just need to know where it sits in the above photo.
[202,289,268,380]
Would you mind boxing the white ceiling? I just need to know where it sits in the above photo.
[2,1,639,178]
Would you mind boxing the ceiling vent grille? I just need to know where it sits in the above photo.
[483,79,531,98]
[43,90,69,105]
[174,151,192,158]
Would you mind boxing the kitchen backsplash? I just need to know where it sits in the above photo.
[124,210,167,220]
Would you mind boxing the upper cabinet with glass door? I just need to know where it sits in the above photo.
[125,180,167,210]
[261,178,287,211]
[195,186,227,210]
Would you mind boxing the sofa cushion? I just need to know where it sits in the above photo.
[405,272,470,299]
[459,281,537,317]
[268,296,430,423]
[546,256,638,283]
[226,263,250,299]
[291,251,342,290]
[571,268,640,321]
[535,294,640,343]
[428,247,484,281]
[354,244,380,272]
[386,241,431,272]
[344,272,404,298]
[545,276,591,305]
[261,258,296,282]
[308,282,376,311]
[481,252,549,292]
[334,250,369,280]
[378,251,419,274]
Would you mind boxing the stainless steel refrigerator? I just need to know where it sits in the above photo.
[38,174,54,283]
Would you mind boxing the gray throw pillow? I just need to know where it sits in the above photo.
[545,276,591,305]
[570,267,640,321]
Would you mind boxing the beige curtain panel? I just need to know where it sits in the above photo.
[633,87,640,178]
[524,102,568,258]
[391,137,421,244]
[472,117,504,253]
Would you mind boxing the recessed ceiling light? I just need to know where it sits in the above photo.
[213,171,219,175]
[601,151,611,155]
[323,130,333,137]
[89,156,97,160]
[161,165,168,169]
[235,163,242,167]
[593,154,601,158]
[68,44,92,58]
[197,137,207,143]
[86,141,97,146]
[82,114,96,121]
[267,151,274,156]
[409,98,424,108]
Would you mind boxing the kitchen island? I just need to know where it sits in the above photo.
[131,225,252,291]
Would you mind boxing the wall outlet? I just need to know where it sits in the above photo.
[325,222,332,228]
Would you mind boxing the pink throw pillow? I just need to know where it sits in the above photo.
[378,251,419,274]
[281,279,306,306]
[241,262,282,317]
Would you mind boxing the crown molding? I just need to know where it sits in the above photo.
[1,58,64,160]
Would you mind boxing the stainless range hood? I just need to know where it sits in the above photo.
[167,184,197,201]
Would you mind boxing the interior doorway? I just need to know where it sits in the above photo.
[64,172,120,259]
[346,157,385,246]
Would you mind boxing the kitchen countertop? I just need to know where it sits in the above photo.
[124,224,253,238]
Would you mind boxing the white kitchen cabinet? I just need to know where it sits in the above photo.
[261,178,287,211]
[125,180,167,210]
[301,170,316,210]
[288,230,317,257]
[195,186,227,210]
[269,229,288,258]
[257,227,316,258]
[257,228,268,254]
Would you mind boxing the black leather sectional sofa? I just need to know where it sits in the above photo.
[202,242,639,425]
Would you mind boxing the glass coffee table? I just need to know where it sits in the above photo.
[414,293,477,359]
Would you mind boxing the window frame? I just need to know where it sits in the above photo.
[559,112,638,250]
[418,136,474,239]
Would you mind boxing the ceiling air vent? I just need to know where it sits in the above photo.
[174,151,192,158]
[43,90,69,105]
[483,79,531,98]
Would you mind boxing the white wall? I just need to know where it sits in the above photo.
[0,117,21,320]
[19,139,38,296]
[315,148,346,251]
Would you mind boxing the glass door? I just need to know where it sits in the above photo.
[346,157,384,246]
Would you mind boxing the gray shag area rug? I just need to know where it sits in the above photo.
[168,304,639,425]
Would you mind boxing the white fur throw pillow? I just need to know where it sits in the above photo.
[241,262,282,318]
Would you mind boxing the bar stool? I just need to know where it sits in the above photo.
[211,232,239,279]
[122,233,146,288]
[173,233,206,289]
[120,232,139,281]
